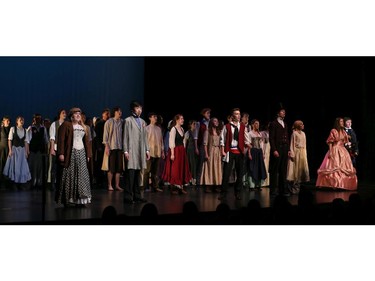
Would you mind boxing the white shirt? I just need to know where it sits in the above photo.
[277,117,285,128]
[49,120,64,151]
[8,127,31,144]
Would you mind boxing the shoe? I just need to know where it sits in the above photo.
[76,204,87,208]
[63,203,75,208]
[123,199,134,204]
[152,187,163,192]
[179,189,188,195]
[108,187,114,191]
[134,198,147,203]
[269,188,277,196]
[235,194,242,200]
[282,192,291,197]
[115,186,124,191]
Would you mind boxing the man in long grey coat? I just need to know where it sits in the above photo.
[123,101,150,204]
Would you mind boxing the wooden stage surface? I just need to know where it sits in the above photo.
[1,180,374,224]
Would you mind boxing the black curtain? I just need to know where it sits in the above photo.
[144,56,374,183]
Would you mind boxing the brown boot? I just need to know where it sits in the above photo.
[179,188,188,195]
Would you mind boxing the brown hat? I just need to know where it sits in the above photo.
[68,107,81,119]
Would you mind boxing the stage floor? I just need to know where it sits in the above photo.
[1,181,373,224]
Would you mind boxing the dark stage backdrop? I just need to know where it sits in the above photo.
[0,57,144,122]
[144,57,375,183]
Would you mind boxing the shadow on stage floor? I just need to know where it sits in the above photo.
[0,181,374,225]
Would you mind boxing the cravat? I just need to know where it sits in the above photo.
[135,117,141,128]
[231,124,239,141]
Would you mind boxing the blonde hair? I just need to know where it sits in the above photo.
[292,120,303,130]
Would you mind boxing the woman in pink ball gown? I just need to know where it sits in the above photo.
[316,117,357,190]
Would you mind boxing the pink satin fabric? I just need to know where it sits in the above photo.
[316,129,357,190]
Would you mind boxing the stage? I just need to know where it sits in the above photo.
[1,181,374,224]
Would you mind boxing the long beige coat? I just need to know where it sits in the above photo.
[123,116,149,170]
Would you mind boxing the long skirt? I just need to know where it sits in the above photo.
[162,145,192,186]
[262,142,270,186]
[56,148,91,205]
[247,148,267,187]
[316,146,357,190]
[200,146,222,185]
[3,146,31,183]
[0,144,8,177]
